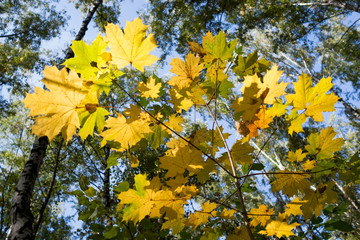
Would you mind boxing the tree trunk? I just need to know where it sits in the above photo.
[9,137,48,240]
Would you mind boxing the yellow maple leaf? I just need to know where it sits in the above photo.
[101,113,152,150]
[302,160,316,170]
[286,74,339,133]
[286,149,307,162]
[259,218,300,238]
[169,53,204,89]
[262,65,288,104]
[233,76,263,121]
[230,140,255,166]
[161,218,185,235]
[119,174,188,222]
[302,182,338,219]
[305,127,344,160]
[248,204,274,227]
[271,170,311,196]
[284,197,305,217]
[169,89,194,112]
[220,208,236,220]
[165,114,184,133]
[227,227,251,240]
[286,109,308,135]
[23,66,88,142]
[233,65,287,122]
[138,76,161,98]
[186,201,218,229]
[160,147,205,178]
[105,18,158,72]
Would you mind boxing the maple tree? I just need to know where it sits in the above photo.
[22,17,359,239]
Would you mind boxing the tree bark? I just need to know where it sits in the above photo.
[8,1,103,239]
[9,137,48,240]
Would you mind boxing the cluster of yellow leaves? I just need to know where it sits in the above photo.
[22,17,346,239]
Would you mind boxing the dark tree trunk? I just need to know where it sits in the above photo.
[8,1,103,239]
[9,137,48,240]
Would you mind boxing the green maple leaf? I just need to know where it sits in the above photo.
[204,30,237,61]
[63,34,108,80]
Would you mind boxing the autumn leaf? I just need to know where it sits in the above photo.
[23,66,88,142]
[203,30,237,61]
[119,174,188,222]
[286,149,307,162]
[169,53,204,89]
[261,65,287,104]
[138,76,161,98]
[284,197,305,217]
[77,92,109,140]
[160,147,205,178]
[286,74,338,134]
[259,218,300,238]
[230,140,254,166]
[302,182,338,219]
[105,18,158,72]
[63,34,109,80]
[248,204,274,227]
[101,113,152,150]
[305,127,344,160]
[233,65,286,121]
[186,201,218,229]
[271,170,311,196]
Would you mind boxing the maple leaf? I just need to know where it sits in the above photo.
[286,74,339,133]
[305,127,344,160]
[165,114,184,133]
[227,227,251,240]
[220,208,236,220]
[169,89,194,112]
[160,147,205,178]
[101,113,152,150]
[233,65,287,122]
[302,182,338,219]
[138,76,161,98]
[286,149,307,162]
[248,204,274,227]
[23,66,88,142]
[203,30,237,61]
[63,34,109,80]
[186,201,218,229]
[119,174,188,222]
[230,140,254,166]
[284,197,305,217]
[233,77,263,121]
[271,170,311,196]
[302,160,316,170]
[261,65,287,104]
[161,219,185,235]
[286,110,308,135]
[105,18,158,72]
[259,218,300,238]
[168,53,204,89]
